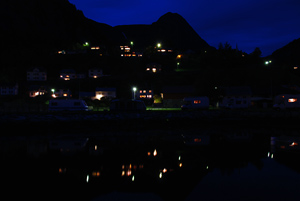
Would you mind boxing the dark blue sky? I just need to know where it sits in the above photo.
[69,0,300,56]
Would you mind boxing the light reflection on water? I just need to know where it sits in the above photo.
[0,129,300,201]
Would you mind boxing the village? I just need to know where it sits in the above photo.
[0,40,300,113]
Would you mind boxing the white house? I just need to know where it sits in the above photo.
[27,67,47,81]
[0,83,18,96]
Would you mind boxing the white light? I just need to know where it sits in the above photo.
[267,152,270,157]
[133,87,137,92]
[206,166,209,169]
[86,175,89,183]
[132,175,135,181]
[159,172,163,178]
[178,156,181,161]
[271,154,274,159]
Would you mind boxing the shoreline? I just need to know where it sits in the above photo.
[1,110,300,135]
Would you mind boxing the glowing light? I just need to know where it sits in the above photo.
[162,168,167,173]
[153,149,157,156]
[152,68,157,73]
[177,55,182,59]
[288,98,297,103]
[157,43,161,48]
[267,152,270,157]
[94,145,97,150]
[121,171,125,176]
[294,67,298,70]
[206,166,209,170]
[92,171,100,177]
[290,142,298,147]
[133,87,137,92]
[126,170,132,176]
[178,156,181,161]
[179,163,183,167]
[159,172,163,178]
[147,152,151,156]
[86,175,89,183]
[132,175,135,181]
[271,154,274,159]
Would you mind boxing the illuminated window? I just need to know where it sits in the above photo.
[294,67,298,70]
[288,98,297,103]
[143,90,146,93]
[194,100,201,104]
[139,90,142,93]
[149,90,152,93]
[147,95,152,98]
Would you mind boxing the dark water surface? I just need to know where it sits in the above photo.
[1,127,299,201]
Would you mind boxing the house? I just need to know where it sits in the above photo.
[162,86,195,107]
[146,63,162,73]
[29,85,47,97]
[137,89,153,99]
[273,94,300,109]
[0,83,18,96]
[88,68,103,78]
[95,87,116,100]
[60,69,76,80]
[217,86,252,109]
[52,89,71,98]
[27,67,47,81]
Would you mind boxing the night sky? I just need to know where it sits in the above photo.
[69,0,300,56]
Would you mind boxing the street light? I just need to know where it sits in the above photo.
[132,87,137,100]
[157,43,161,48]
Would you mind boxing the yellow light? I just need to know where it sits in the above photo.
[63,93,68,97]
[290,142,298,147]
[179,163,183,167]
[162,168,167,173]
[177,55,182,59]
[152,68,157,73]
[126,170,132,176]
[94,145,97,150]
[93,76,97,78]
[153,149,157,156]
[121,170,125,176]
[288,98,297,103]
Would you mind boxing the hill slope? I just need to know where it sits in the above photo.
[115,12,211,52]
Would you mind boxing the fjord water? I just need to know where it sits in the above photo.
[1,127,299,201]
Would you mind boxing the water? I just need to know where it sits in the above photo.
[1,128,299,201]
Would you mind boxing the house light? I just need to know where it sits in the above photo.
[152,68,157,73]
[289,142,298,147]
[153,149,157,156]
[288,98,297,103]
[294,67,298,70]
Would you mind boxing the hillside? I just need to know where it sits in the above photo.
[269,38,300,69]
[115,12,211,52]
[0,0,125,55]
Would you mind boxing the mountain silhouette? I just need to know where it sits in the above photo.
[270,38,300,68]
[115,12,211,51]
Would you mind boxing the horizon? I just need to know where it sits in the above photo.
[69,0,300,57]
